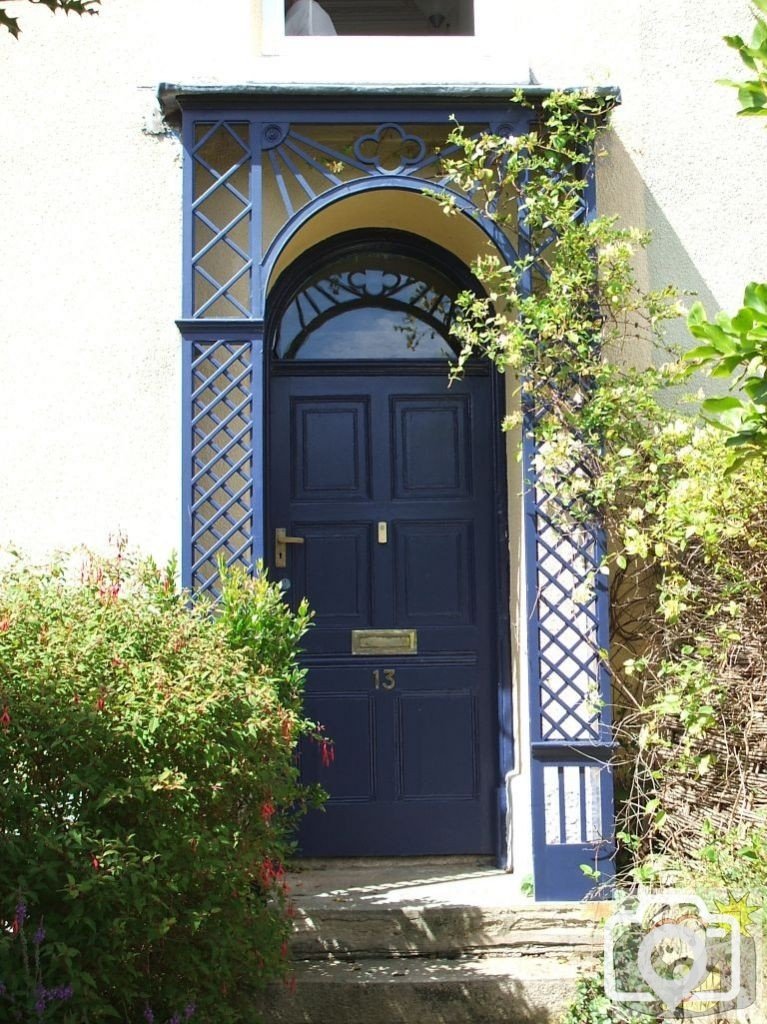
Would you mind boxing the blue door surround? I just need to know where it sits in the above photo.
[267,230,507,857]
[165,83,617,899]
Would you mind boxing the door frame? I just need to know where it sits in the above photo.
[263,228,514,865]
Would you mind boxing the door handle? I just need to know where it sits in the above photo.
[275,527,304,568]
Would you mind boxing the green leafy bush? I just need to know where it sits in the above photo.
[0,548,319,1022]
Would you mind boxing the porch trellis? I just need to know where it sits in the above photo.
[167,85,616,900]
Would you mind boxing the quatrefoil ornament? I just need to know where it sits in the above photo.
[354,123,426,175]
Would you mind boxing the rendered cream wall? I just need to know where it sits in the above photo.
[526,0,767,350]
[0,0,262,562]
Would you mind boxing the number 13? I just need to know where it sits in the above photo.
[372,668,396,690]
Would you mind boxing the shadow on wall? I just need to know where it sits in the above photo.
[599,130,723,357]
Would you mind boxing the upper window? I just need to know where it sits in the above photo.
[269,232,481,360]
[260,0,526,82]
[284,0,474,36]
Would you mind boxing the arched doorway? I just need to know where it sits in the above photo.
[266,228,509,856]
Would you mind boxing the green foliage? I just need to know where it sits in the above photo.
[0,548,319,1022]
[0,0,100,39]
[721,0,767,117]
[607,426,767,854]
[441,93,684,534]
[559,970,612,1024]
[686,284,767,468]
[442,91,767,875]
[683,9,767,466]
[696,822,767,910]
[559,969,638,1024]
[442,92,681,469]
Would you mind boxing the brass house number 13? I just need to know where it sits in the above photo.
[372,669,396,690]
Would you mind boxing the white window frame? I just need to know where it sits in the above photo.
[262,0,519,68]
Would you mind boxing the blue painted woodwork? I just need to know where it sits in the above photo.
[520,157,616,900]
[175,89,615,898]
[270,367,499,855]
[268,232,500,855]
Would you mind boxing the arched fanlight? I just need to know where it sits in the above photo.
[269,230,483,361]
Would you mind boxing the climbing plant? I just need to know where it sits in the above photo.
[441,90,767,878]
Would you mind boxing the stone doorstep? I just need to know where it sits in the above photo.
[257,955,592,1024]
[290,905,606,960]
[259,861,612,1023]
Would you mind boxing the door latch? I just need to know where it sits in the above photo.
[275,527,304,568]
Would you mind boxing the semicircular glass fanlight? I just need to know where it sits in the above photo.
[273,245,467,360]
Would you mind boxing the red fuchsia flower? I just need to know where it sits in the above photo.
[96,694,106,712]
[261,800,276,824]
[0,706,10,730]
[260,857,285,889]
[320,738,335,768]
[0,618,9,632]
[280,940,288,960]
[284,975,297,994]
[91,856,101,871]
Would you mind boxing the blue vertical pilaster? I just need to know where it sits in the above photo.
[521,142,615,901]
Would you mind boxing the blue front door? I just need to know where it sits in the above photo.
[269,364,499,855]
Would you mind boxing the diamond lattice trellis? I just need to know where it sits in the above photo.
[191,122,253,318]
[535,497,601,741]
[189,340,254,593]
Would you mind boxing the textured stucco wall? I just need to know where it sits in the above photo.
[527,0,767,351]
[0,0,260,562]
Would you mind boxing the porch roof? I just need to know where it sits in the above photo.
[157,81,621,120]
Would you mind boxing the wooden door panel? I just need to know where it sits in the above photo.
[392,394,472,498]
[394,520,475,624]
[291,396,371,501]
[396,690,478,799]
[301,691,376,801]
[293,522,372,625]
[270,369,498,855]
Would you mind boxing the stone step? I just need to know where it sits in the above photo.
[290,904,605,960]
[259,861,610,1024]
[257,953,594,1024]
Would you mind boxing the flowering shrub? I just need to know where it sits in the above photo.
[0,549,319,1022]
